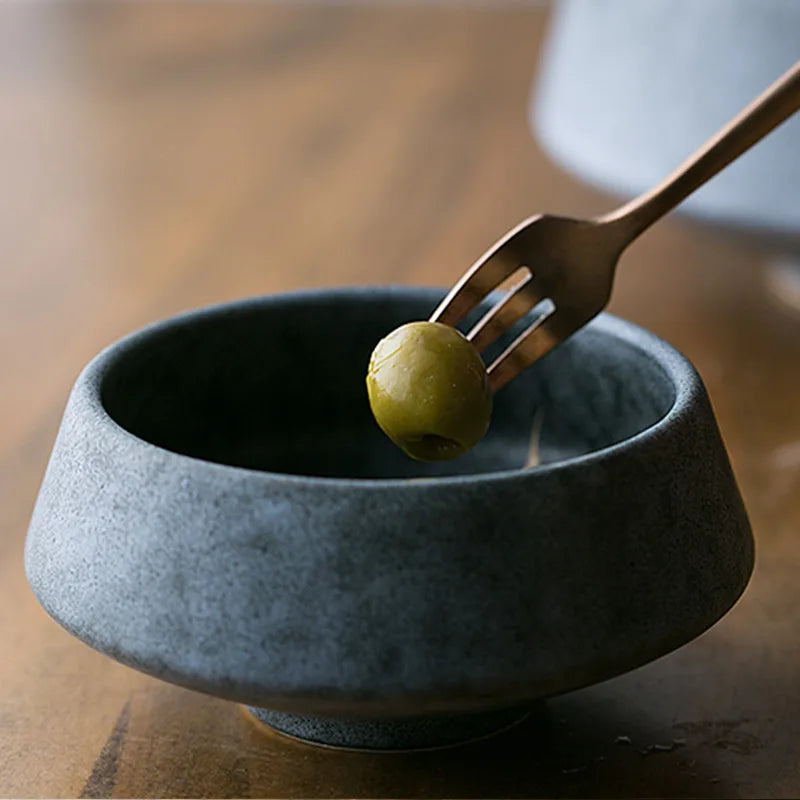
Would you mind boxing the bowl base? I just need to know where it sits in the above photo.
[245,704,530,751]
[765,253,800,314]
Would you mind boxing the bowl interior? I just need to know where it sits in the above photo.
[101,292,675,479]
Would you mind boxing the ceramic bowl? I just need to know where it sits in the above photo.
[532,0,800,235]
[25,287,753,750]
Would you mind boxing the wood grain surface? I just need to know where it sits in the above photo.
[1,3,799,798]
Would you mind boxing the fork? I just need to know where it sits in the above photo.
[431,59,800,393]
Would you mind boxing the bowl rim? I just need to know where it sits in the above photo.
[78,285,701,489]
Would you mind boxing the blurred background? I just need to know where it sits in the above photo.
[1,2,798,798]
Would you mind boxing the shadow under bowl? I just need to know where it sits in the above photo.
[25,287,753,750]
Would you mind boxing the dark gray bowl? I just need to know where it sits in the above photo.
[25,287,753,750]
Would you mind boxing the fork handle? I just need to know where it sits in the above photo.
[597,59,800,245]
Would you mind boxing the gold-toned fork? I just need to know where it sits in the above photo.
[431,59,800,393]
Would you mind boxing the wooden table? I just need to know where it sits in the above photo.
[1,3,798,797]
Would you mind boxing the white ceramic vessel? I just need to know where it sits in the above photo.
[532,0,800,236]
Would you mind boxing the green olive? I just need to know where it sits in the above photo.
[366,321,492,461]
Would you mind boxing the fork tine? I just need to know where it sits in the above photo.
[429,249,519,327]
[430,216,539,326]
[487,308,562,393]
[467,268,543,353]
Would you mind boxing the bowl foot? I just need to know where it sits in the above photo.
[765,253,800,314]
[245,704,530,751]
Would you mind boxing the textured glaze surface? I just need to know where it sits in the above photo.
[25,288,753,723]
